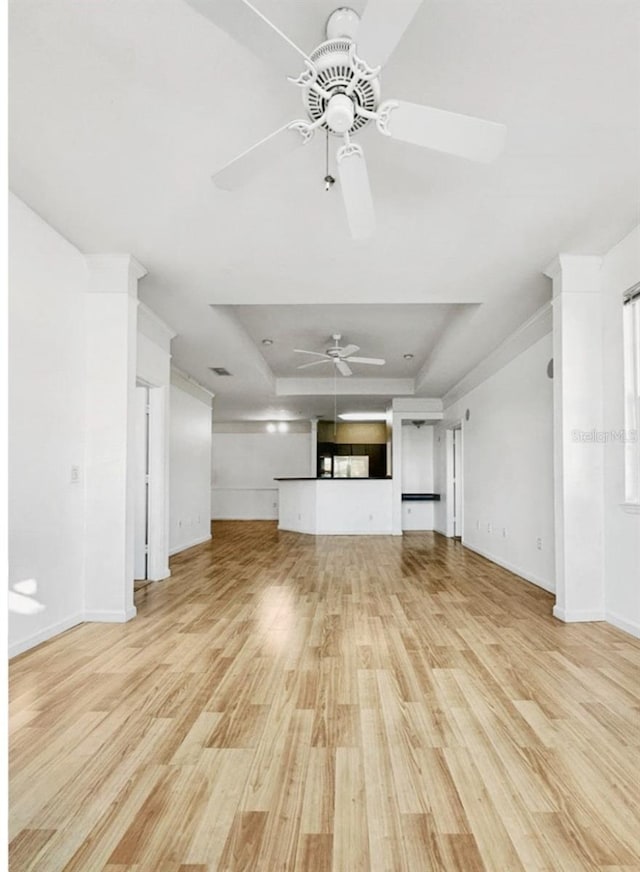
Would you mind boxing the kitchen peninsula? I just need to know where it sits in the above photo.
[276,477,393,535]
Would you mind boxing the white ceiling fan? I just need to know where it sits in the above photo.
[295,334,385,377]
[186,0,507,240]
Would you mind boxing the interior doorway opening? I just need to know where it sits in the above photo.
[444,423,463,540]
[452,425,463,539]
[134,384,150,580]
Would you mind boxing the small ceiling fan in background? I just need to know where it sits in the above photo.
[185,0,507,239]
[295,334,385,377]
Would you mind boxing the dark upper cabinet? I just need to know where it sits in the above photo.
[316,442,387,477]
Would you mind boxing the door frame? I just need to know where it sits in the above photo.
[445,421,464,540]
[135,378,170,582]
[134,383,150,580]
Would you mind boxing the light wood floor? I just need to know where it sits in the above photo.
[9,522,640,872]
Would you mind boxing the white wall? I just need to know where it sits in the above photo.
[211,422,311,520]
[435,334,555,592]
[169,371,213,554]
[401,423,435,530]
[8,194,87,654]
[601,226,640,636]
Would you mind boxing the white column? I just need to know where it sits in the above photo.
[310,418,318,477]
[545,255,605,622]
[84,254,147,621]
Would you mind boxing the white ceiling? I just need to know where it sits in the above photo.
[231,303,472,376]
[9,0,640,420]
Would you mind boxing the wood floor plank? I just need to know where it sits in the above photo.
[295,833,333,872]
[9,521,640,871]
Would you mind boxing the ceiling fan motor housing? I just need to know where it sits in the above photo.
[303,37,380,136]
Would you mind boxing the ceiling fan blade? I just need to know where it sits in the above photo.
[377,99,506,163]
[335,360,353,377]
[339,344,360,357]
[346,356,386,365]
[297,359,332,369]
[184,0,310,77]
[294,349,331,358]
[356,0,424,69]
[337,142,375,240]
[213,122,308,190]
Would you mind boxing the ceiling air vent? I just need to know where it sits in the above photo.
[209,366,232,376]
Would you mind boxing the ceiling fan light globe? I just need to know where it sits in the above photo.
[326,94,355,134]
[326,7,361,41]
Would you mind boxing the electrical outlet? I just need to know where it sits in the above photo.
[502,527,507,538]
[407,507,412,514]
[272,502,277,509]
[298,513,301,521]
[70,465,80,484]
[487,522,492,534]
[476,520,480,531]
[369,514,373,521]
[536,537,543,550]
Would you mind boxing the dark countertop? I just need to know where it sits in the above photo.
[401,493,441,501]
[275,477,392,481]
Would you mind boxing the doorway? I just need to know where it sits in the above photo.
[452,425,463,539]
[134,384,150,580]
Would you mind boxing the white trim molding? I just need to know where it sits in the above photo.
[169,533,213,557]
[605,611,640,638]
[8,613,85,659]
[171,367,215,405]
[463,542,555,594]
[552,606,605,623]
[277,377,415,397]
[85,253,147,296]
[138,302,177,352]
[84,607,138,623]
[443,303,552,408]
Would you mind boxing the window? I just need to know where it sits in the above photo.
[623,283,640,506]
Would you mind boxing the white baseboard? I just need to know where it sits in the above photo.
[84,607,137,623]
[317,530,393,536]
[147,567,171,581]
[604,611,640,638]
[278,525,393,536]
[278,523,316,535]
[401,526,435,532]
[9,612,85,659]
[433,527,448,537]
[463,541,555,594]
[169,533,212,556]
[552,605,605,622]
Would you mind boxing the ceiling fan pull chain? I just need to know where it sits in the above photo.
[324,130,335,191]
